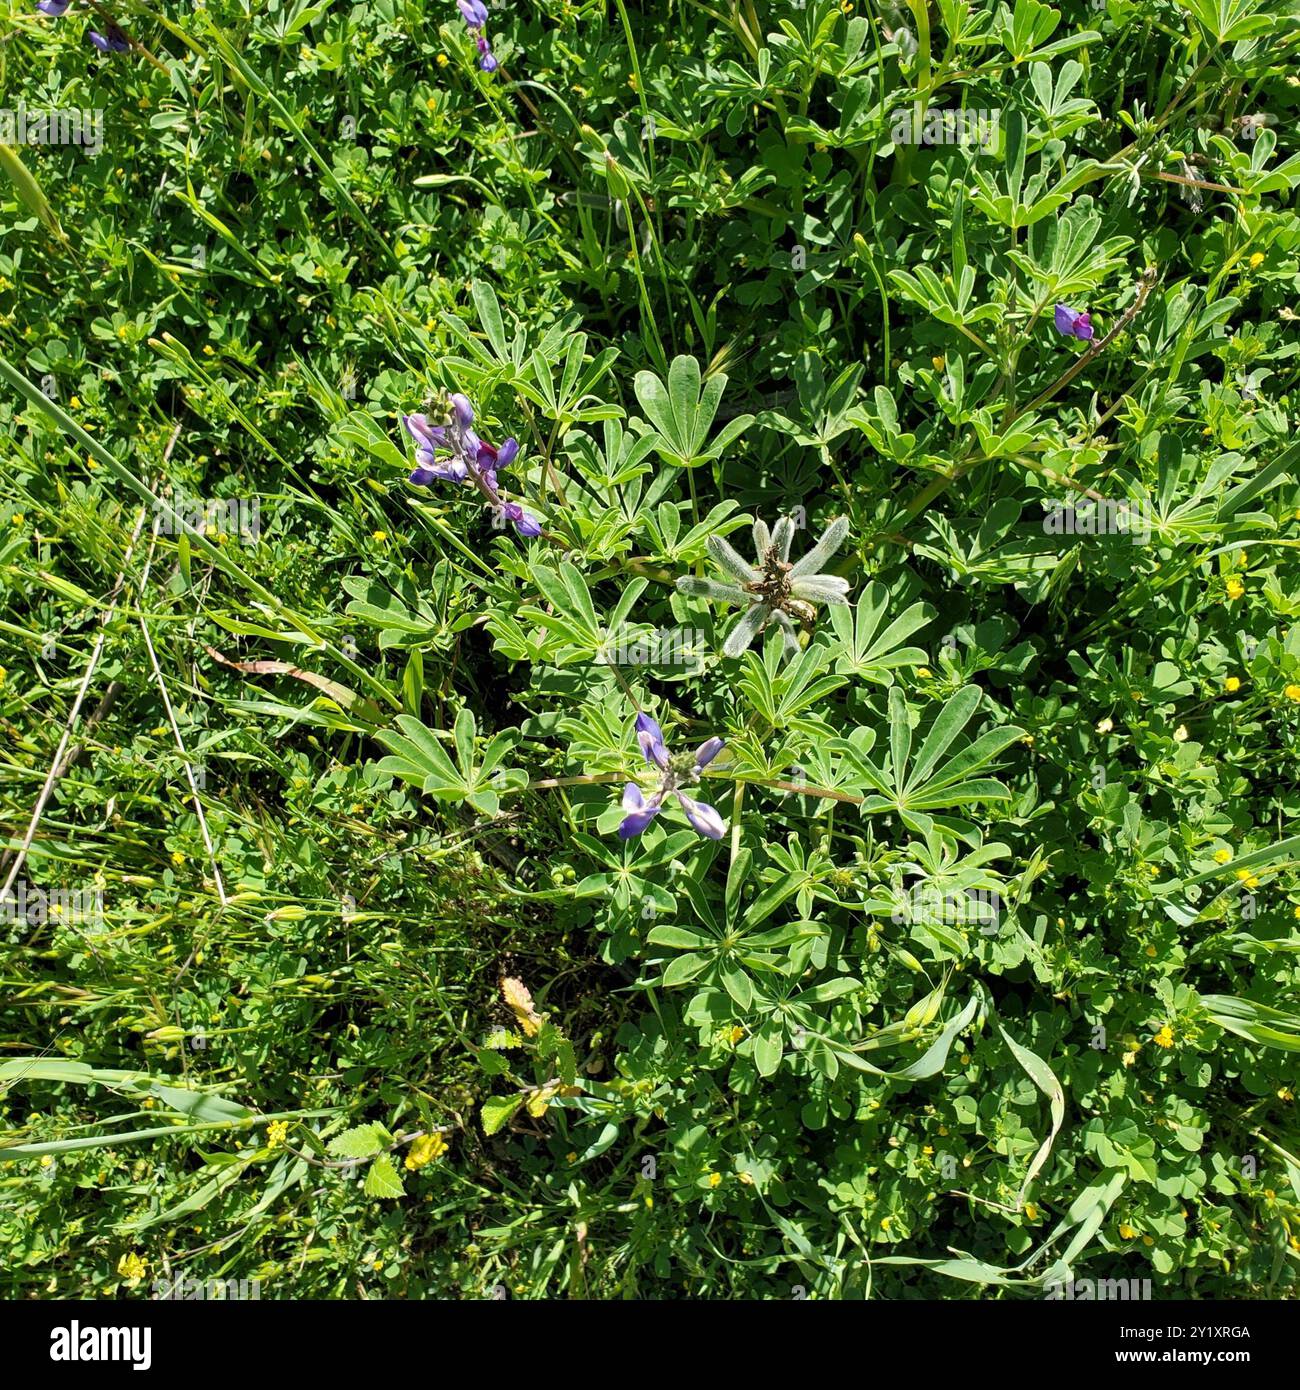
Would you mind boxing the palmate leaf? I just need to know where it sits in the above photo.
[737,637,846,730]
[633,353,753,467]
[828,583,933,684]
[833,686,1024,834]
[375,708,524,812]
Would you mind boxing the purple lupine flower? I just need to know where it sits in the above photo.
[496,500,541,538]
[617,714,726,840]
[456,0,499,71]
[1054,303,1094,341]
[89,23,130,51]
[403,393,538,540]
[37,1,73,15]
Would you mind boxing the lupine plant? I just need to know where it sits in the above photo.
[0,0,1298,1310]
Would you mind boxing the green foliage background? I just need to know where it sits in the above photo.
[1,0,1298,1299]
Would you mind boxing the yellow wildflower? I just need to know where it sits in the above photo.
[117,1252,147,1284]
[1214,849,1232,864]
[706,1171,722,1188]
[1118,1224,1137,1239]
[1153,1025,1175,1049]
[170,850,186,866]
[404,1132,448,1170]
[1285,684,1300,703]
[1223,676,1240,693]
[1225,576,1245,601]
[1249,252,1264,268]
[1096,717,1113,733]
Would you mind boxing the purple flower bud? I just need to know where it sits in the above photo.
[618,783,662,839]
[1054,303,1094,341]
[457,0,489,29]
[635,713,670,770]
[89,23,130,51]
[675,792,726,840]
[479,51,499,72]
[410,459,469,486]
[449,392,475,428]
[498,501,541,538]
[403,414,446,451]
[693,736,725,769]
[37,0,72,16]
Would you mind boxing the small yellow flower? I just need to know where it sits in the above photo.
[916,667,932,678]
[1249,252,1264,268]
[40,1154,54,1168]
[922,1145,934,1156]
[1225,576,1245,601]
[937,1125,948,1136]
[1173,724,1189,742]
[706,1171,722,1188]
[404,1132,448,1170]
[266,1120,289,1148]
[1024,1202,1039,1221]
[728,1025,745,1045]
[1142,1235,1154,1247]
[10,513,23,526]
[69,395,81,408]
[1096,717,1113,734]
[1285,684,1300,703]
[117,1252,147,1284]
[1153,1025,1175,1049]
[372,530,388,543]
[435,53,448,67]
[1214,849,1232,864]
[1145,944,1157,957]
[170,850,186,867]
[1223,676,1241,692]
[566,1151,578,1162]
[1122,1049,1138,1067]
[930,355,945,371]
[1278,1087,1294,1102]
[1118,1223,1138,1239]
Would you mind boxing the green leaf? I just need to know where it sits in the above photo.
[363,1154,405,1199]
[481,1094,524,1136]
